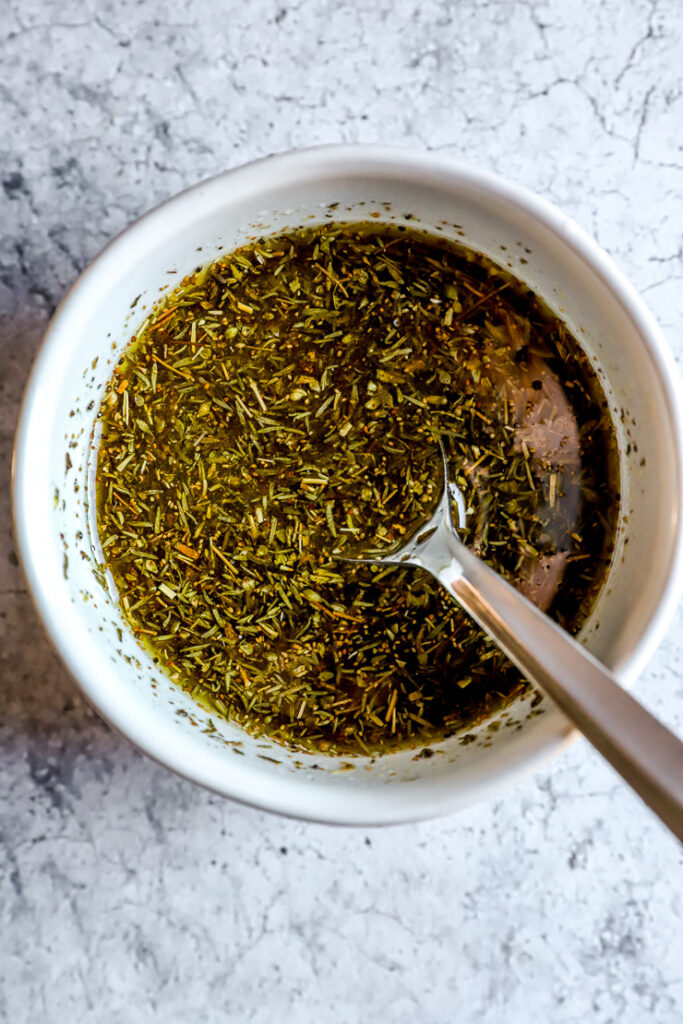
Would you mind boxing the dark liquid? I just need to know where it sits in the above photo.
[96,223,619,755]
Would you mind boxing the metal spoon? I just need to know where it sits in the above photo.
[345,443,683,842]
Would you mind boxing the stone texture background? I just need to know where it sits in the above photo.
[1,1,682,1021]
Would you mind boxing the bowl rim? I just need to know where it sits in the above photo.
[12,143,683,824]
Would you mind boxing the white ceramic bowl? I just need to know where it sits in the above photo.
[13,145,683,824]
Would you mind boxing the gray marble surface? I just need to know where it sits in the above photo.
[2,1,683,1021]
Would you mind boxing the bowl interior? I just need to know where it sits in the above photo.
[13,149,682,823]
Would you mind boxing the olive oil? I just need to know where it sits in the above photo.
[96,222,619,755]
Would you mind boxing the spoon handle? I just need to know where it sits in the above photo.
[438,546,683,843]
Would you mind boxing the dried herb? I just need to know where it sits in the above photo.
[96,222,619,755]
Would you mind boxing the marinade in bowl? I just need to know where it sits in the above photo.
[95,222,619,756]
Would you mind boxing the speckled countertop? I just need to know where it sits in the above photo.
[2,1,683,1021]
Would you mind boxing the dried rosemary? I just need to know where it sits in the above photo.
[96,222,619,755]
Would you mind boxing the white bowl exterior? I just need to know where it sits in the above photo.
[12,146,683,824]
